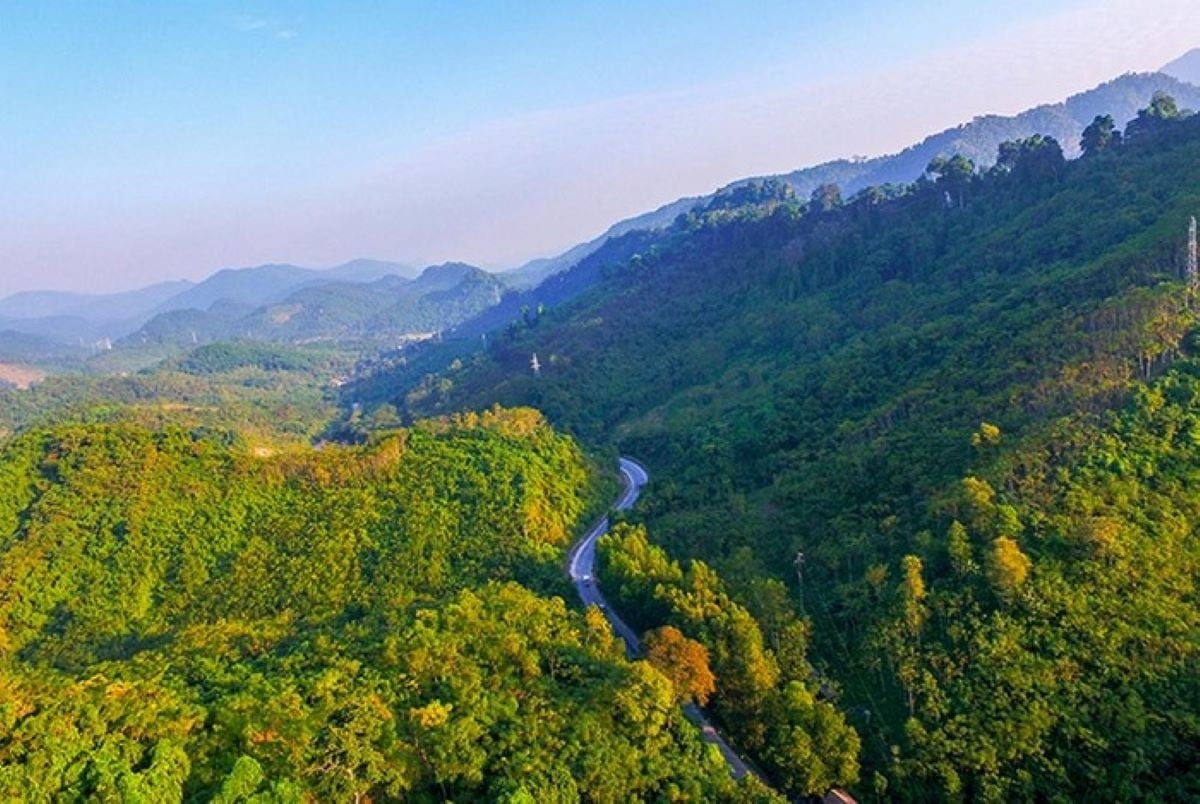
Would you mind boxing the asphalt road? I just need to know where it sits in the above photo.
[567,457,755,781]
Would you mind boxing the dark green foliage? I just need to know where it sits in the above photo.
[1125,90,1185,142]
[993,134,1066,182]
[1081,114,1121,156]
[703,179,797,213]
[175,341,331,375]
[375,100,1200,799]
[809,183,844,214]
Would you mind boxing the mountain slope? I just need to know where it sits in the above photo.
[505,196,701,289]
[746,71,1200,201]
[364,106,1200,799]
[1163,48,1200,85]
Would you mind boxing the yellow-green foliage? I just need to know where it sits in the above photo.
[0,409,756,801]
[599,524,860,797]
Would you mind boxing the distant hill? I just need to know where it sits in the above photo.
[1163,48,1200,85]
[0,280,193,323]
[320,258,418,284]
[0,315,118,349]
[504,72,1200,289]
[0,259,416,351]
[128,300,256,347]
[147,263,319,315]
[0,330,88,365]
[124,263,504,348]
[148,259,415,317]
[0,282,194,347]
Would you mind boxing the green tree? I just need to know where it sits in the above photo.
[762,683,861,796]
[1126,91,1183,141]
[809,183,844,214]
[1081,114,1121,156]
[926,154,975,207]
[986,536,1032,601]
[996,135,1066,182]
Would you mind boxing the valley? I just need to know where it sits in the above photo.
[4,45,1200,802]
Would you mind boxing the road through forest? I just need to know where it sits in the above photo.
[566,457,756,782]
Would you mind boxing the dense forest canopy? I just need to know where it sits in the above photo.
[357,98,1200,799]
[0,408,779,801]
[0,342,356,445]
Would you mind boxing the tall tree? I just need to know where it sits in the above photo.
[1080,114,1121,156]
[1125,91,1183,142]
[809,183,844,215]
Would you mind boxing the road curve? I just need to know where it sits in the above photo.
[567,457,756,782]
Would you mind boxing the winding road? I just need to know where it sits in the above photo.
[567,457,755,781]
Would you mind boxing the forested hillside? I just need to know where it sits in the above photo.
[0,342,352,443]
[125,263,505,351]
[363,97,1200,799]
[0,408,778,801]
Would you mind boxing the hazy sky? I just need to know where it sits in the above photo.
[2,0,1200,296]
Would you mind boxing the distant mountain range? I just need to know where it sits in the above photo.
[505,71,1200,288]
[6,59,1200,372]
[0,280,193,323]
[122,262,505,349]
[0,259,416,360]
[151,259,416,318]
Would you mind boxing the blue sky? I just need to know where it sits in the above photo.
[1,1,1197,294]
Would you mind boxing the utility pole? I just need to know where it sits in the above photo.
[1188,216,1198,308]
[793,550,806,616]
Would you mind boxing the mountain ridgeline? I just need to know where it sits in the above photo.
[501,71,1200,291]
[351,96,1200,799]
[0,259,419,364]
[126,262,505,349]
[5,72,1196,372]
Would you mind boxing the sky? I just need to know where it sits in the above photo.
[2,0,1200,297]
